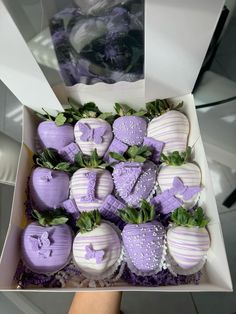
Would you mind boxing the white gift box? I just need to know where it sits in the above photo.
[0,0,232,291]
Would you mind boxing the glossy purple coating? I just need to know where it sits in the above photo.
[113,161,157,206]
[151,190,183,215]
[30,167,70,211]
[122,221,165,272]
[59,142,80,162]
[143,137,165,163]
[21,222,72,274]
[37,121,74,151]
[103,138,128,163]
[113,116,147,145]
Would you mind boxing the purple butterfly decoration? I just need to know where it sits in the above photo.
[29,232,51,251]
[38,249,52,259]
[84,244,105,264]
[78,122,107,144]
[170,177,201,200]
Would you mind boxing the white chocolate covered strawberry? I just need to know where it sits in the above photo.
[146,99,189,154]
[158,147,201,207]
[167,207,210,270]
[70,150,113,212]
[73,210,122,277]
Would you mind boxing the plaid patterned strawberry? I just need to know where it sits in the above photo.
[120,200,165,272]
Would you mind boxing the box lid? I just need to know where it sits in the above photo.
[145,0,225,101]
[0,1,63,114]
[0,0,225,109]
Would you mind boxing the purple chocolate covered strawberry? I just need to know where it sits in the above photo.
[112,103,147,145]
[110,146,157,206]
[146,99,189,154]
[73,210,122,277]
[30,149,71,211]
[74,102,114,157]
[120,200,165,273]
[70,149,113,212]
[158,147,201,207]
[37,109,74,151]
[21,209,72,274]
[167,207,210,270]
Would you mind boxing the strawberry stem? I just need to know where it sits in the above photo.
[76,210,101,233]
[119,200,155,224]
[171,207,209,228]
[146,99,183,118]
[160,147,191,166]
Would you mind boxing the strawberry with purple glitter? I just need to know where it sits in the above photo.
[112,103,147,146]
[110,145,157,206]
[120,200,165,273]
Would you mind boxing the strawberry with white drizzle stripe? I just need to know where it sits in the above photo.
[73,210,122,277]
[73,102,114,157]
[70,150,113,212]
[158,147,201,206]
[120,200,165,273]
[146,99,189,154]
[167,207,210,269]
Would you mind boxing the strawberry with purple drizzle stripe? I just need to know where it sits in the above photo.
[70,149,113,212]
[30,149,72,211]
[21,209,72,274]
[36,109,75,152]
[73,210,122,277]
[112,103,147,146]
[167,207,210,269]
[110,146,157,207]
[120,200,165,273]
[146,99,189,154]
[73,102,114,157]
[158,147,201,207]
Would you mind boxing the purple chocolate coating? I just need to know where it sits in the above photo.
[21,222,72,274]
[113,116,147,145]
[122,221,165,272]
[37,121,74,151]
[113,161,157,206]
[30,168,70,211]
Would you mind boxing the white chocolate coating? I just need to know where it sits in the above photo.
[70,168,114,212]
[167,226,210,269]
[73,223,121,275]
[147,111,189,154]
[74,118,113,157]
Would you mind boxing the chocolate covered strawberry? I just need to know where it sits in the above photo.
[30,149,71,211]
[21,209,72,274]
[110,146,157,206]
[112,103,147,145]
[37,109,74,151]
[74,102,114,157]
[146,99,189,154]
[158,147,201,206]
[120,200,165,272]
[73,210,122,277]
[167,207,210,269]
[70,150,113,212]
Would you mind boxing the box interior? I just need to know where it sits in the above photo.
[0,94,232,291]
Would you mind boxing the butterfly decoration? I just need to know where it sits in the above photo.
[78,122,107,144]
[170,177,201,200]
[29,232,51,252]
[84,244,105,264]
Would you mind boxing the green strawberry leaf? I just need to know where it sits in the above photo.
[133,156,146,163]
[109,152,126,162]
[50,217,69,225]
[76,210,101,233]
[54,162,71,172]
[171,207,209,228]
[127,146,140,158]
[55,113,67,126]
[119,200,155,224]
